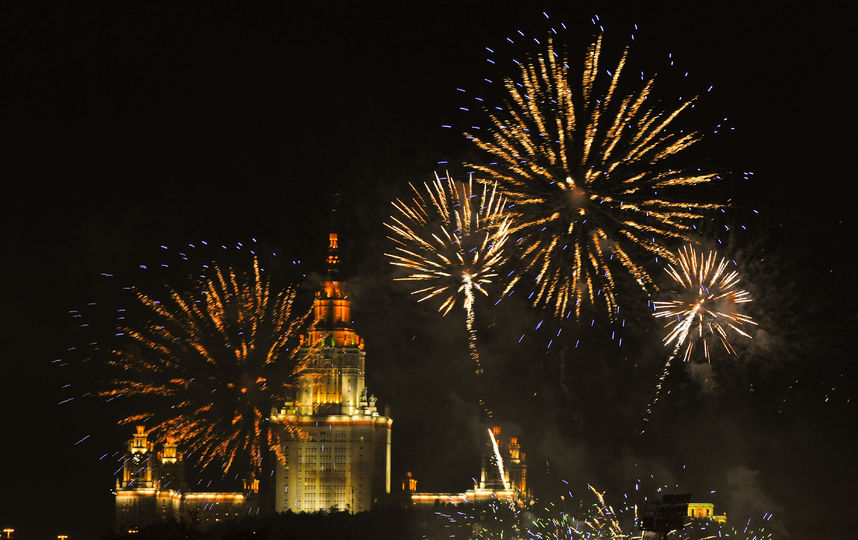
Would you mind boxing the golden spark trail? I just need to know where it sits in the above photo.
[488,428,510,491]
[463,274,483,376]
[462,275,491,413]
[640,312,693,434]
[585,484,635,538]
[466,36,722,319]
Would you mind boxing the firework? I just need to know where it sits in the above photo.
[642,245,756,430]
[433,480,774,540]
[654,245,755,362]
[385,173,511,408]
[582,484,635,537]
[571,485,774,540]
[488,428,510,491]
[465,36,721,319]
[102,258,313,473]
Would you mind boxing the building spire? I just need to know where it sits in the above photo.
[130,425,151,454]
[326,202,340,280]
[310,206,361,349]
[327,235,339,281]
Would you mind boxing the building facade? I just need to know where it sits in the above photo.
[687,502,727,524]
[113,427,251,534]
[271,232,392,513]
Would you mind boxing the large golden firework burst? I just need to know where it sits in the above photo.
[466,35,721,319]
[103,258,313,473]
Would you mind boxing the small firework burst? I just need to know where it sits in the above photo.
[643,245,756,430]
[385,172,511,319]
[654,245,756,363]
[103,258,313,473]
[385,172,510,383]
[466,35,721,319]
[385,173,510,418]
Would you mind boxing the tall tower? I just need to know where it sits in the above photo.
[272,228,392,513]
[114,427,161,533]
[296,231,366,416]
[157,437,186,491]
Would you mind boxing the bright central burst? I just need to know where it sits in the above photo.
[104,259,312,473]
[466,35,721,319]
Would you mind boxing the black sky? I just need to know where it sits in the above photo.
[1,2,855,538]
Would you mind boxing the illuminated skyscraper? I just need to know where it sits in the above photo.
[271,230,393,513]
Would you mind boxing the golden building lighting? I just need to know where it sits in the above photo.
[271,228,393,513]
[113,426,249,533]
[687,502,727,524]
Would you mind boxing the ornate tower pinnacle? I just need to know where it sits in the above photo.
[160,437,179,464]
[130,425,152,454]
[308,222,362,348]
[327,232,340,280]
[326,202,341,280]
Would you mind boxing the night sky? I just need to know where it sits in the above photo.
[1,2,854,538]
